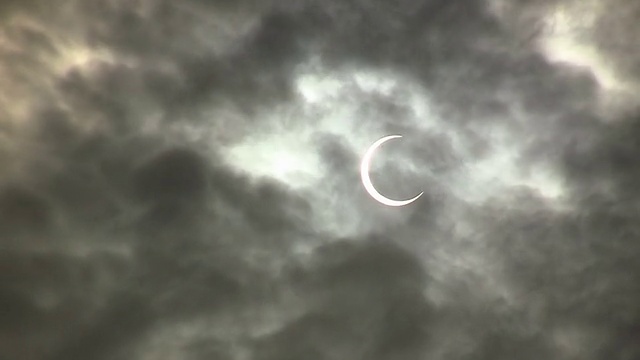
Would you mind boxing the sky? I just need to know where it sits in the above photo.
[1,0,639,359]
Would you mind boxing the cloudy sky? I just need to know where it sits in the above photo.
[1,0,640,359]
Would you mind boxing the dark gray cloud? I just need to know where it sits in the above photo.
[1,0,639,359]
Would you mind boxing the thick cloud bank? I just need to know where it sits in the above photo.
[1,0,639,359]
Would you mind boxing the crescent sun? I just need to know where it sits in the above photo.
[360,135,423,207]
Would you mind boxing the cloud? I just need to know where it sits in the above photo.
[253,239,432,360]
[1,0,640,359]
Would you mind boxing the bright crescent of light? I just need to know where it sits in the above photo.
[360,135,423,207]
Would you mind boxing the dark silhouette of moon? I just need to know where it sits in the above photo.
[360,135,423,207]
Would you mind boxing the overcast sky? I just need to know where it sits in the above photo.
[1,0,640,359]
